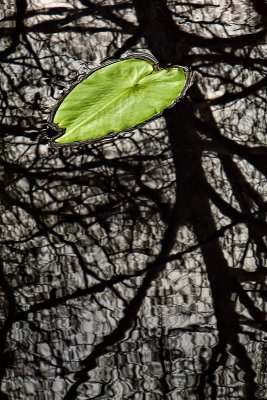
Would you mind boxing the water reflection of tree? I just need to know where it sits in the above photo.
[0,0,267,399]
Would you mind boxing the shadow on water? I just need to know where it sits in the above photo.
[0,0,267,399]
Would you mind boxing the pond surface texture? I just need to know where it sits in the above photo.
[0,1,267,399]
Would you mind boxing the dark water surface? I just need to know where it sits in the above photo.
[1,1,267,399]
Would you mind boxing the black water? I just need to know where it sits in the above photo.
[1,1,267,399]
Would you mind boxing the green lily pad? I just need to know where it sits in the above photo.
[52,57,190,144]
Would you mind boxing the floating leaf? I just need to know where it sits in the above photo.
[52,57,190,144]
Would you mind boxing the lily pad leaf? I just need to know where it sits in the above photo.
[52,58,190,144]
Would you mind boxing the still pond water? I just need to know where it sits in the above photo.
[0,1,267,399]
